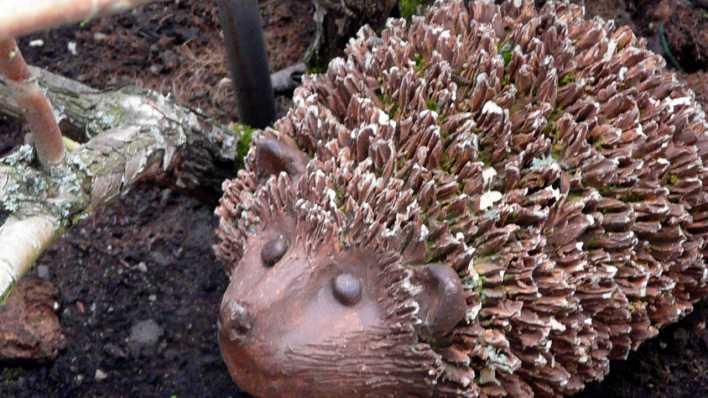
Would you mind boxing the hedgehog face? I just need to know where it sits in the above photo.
[218,216,468,397]
[217,140,467,397]
[218,220,386,396]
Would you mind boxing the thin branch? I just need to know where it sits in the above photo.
[0,66,244,298]
[0,0,155,39]
[0,214,60,301]
[0,39,65,167]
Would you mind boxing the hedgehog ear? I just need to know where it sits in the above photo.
[410,263,466,341]
[254,138,308,181]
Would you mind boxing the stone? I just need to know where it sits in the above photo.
[94,368,108,382]
[36,265,50,280]
[0,278,66,363]
[136,262,148,273]
[127,319,164,356]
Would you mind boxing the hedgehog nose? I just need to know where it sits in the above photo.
[219,300,253,344]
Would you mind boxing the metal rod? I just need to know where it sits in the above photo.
[217,0,277,129]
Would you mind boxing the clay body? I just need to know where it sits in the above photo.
[215,1,708,396]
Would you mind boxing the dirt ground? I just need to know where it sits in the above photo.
[0,0,707,397]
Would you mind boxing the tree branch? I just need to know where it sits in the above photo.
[0,66,244,298]
[0,38,65,167]
[0,0,155,39]
[0,214,60,302]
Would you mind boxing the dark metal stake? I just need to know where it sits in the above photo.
[217,0,276,129]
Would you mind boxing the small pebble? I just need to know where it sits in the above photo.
[37,265,50,280]
[95,369,108,382]
[150,251,171,267]
[128,319,164,356]
[149,294,157,302]
[137,262,148,273]
[103,343,127,359]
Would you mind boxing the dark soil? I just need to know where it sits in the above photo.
[1,187,242,398]
[0,1,707,397]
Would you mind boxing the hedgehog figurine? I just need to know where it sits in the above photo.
[214,0,708,396]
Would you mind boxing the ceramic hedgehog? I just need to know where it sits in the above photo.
[214,0,708,396]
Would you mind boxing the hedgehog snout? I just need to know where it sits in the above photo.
[219,299,253,345]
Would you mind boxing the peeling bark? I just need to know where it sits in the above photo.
[0,215,59,302]
[0,66,242,298]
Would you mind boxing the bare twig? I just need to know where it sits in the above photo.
[0,39,64,167]
[0,215,60,301]
[0,0,155,39]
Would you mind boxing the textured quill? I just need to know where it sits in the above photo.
[215,1,708,396]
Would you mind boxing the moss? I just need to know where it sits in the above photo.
[424,240,436,262]
[583,237,601,249]
[426,98,439,112]
[87,103,128,137]
[440,152,453,172]
[230,123,256,169]
[0,280,14,305]
[400,0,432,19]
[396,157,407,172]
[478,148,492,166]
[669,174,679,186]
[62,137,80,152]
[590,135,605,151]
[1,367,22,382]
[628,302,637,314]
[498,42,513,67]
[543,107,564,138]
[414,52,426,73]
[620,192,644,202]
[559,72,575,87]
[566,191,584,203]
[457,180,466,194]
[551,143,564,160]
[306,64,327,75]
[378,93,399,117]
[462,272,485,294]
[598,184,618,194]
[305,48,329,75]
[477,275,487,294]
[501,72,511,87]
[334,186,346,206]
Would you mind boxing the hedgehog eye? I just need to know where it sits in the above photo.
[261,234,289,267]
[331,273,362,306]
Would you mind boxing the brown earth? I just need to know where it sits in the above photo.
[0,1,707,397]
